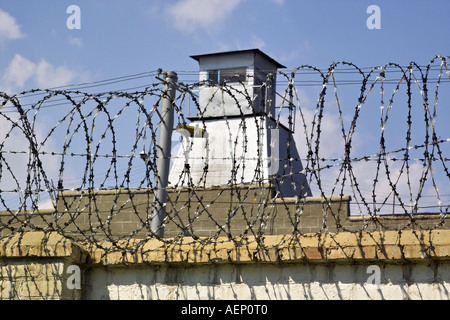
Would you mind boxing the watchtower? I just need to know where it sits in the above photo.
[169,49,311,197]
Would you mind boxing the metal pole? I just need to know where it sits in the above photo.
[151,71,177,238]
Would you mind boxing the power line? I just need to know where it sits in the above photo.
[16,70,160,96]
[4,62,449,98]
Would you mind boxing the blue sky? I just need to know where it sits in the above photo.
[1,0,450,89]
[0,0,449,213]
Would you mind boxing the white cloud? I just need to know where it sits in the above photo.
[0,113,59,210]
[166,0,243,33]
[35,59,78,88]
[292,107,349,159]
[278,40,312,64]
[2,54,36,90]
[249,35,266,49]
[0,9,24,40]
[68,36,83,48]
[1,54,89,92]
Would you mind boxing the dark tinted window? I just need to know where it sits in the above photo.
[207,70,219,84]
[207,68,247,84]
[219,68,246,84]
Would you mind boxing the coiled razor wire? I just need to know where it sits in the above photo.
[0,56,449,254]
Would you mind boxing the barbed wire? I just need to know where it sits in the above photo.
[0,56,449,253]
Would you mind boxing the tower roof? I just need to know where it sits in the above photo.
[190,48,286,69]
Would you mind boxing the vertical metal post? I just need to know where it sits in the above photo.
[151,71,177,238]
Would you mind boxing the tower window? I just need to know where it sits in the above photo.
[207,70,219,84]
[207,68,247,85]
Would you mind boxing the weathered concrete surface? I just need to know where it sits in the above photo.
[85,229,450,265]
[1,230,450,300]
[2,188,446,240]
[0,232,87,299]
[85,261,450,300]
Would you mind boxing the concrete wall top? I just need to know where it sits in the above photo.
[3,230,449,267]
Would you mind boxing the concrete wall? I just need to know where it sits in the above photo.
[1,186,448,301]
[0,188,352,239]
[0,258,79,300]
[1,230,450,300]
[0,232,85,300]
[1,186,447,240]
[85,261,450,300]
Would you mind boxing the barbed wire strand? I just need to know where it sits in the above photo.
[0,57,449,254]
